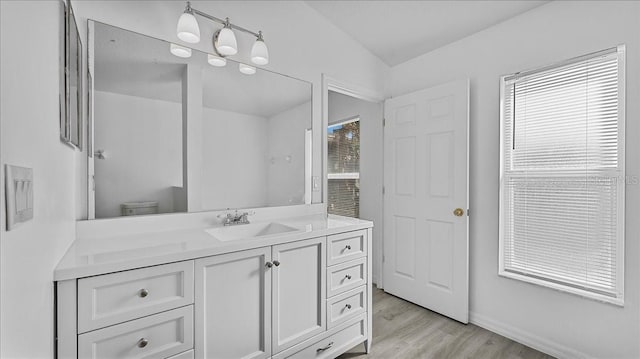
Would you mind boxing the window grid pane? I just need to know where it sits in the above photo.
[500,48,623,301]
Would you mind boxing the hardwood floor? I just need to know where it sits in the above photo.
[338,287,555,359]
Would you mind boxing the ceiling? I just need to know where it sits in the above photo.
[305,0,549,66]
[94,22,311,118]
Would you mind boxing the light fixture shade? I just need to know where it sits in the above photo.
[176,12,200,43]
[170,43,192,58]
[207,54,227,67]
[251,39,269,65]
[239,63,256,75]
[215,27,238,56]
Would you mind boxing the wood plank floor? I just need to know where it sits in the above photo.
[338,287,555,359]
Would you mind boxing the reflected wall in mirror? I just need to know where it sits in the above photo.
[89,21,312,219]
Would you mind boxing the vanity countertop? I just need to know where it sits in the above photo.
[54,214,372,281]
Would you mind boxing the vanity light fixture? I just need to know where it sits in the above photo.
[207,54,227,67]
[170,43,192,58]
[239,63,256,75]
[176,2,200,43]
[251,31,269,65]
[176,1,269,65]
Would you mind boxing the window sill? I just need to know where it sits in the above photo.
[498,270,624,307]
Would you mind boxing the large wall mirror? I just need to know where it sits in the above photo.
[88,21,312,219]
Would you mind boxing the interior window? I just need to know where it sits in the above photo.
[327,118,360,218]
[499,46,626,304]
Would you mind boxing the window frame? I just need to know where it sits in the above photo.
[498,45,626,305]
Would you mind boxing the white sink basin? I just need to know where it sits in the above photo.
[205,222,300,241]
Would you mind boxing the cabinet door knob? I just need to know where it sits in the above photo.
[137,338,148,348]
[139,289,149,298]
[345,274,352,280]
[273,260,280,267]
[345,304,352,309]
[345,245,352,250]
[316,341,334,353]
[265,262,273,268]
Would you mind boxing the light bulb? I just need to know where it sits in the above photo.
[207,54,227,67]
[215,26,238,56]
[239,63,256,75]
[170,43,192,58]
[176,11,200,43]
[251,33,269,65]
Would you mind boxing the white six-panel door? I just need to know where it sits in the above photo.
[383,79,469,323]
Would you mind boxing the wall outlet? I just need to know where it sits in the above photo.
[5,164,34,230]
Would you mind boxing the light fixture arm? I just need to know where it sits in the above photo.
[189,5,261,39]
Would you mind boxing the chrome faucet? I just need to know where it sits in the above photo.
[218,209,252,226]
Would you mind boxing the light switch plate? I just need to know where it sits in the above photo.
[5,164,34,230]
[312,176,320,192]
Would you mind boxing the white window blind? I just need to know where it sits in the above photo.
[499,46,625,304]
[328,118,360,218]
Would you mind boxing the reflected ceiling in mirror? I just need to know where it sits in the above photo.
[90,21,312,219]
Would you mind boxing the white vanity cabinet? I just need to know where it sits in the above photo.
[195,237,326,358]
[56,225,372,359]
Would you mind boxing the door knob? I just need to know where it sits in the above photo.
[453,208,464,217]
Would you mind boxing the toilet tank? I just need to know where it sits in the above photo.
[121,201,159,216]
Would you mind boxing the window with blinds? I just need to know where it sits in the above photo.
[328,118,360,218]
[499,46,625,304]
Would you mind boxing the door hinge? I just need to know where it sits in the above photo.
[467,209,470,217]
[382,255,385,263]
[383,118,386,127]
[382,186,385,195]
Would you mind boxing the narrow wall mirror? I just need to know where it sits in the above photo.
[60,1,82,149]
[88,21,312,219]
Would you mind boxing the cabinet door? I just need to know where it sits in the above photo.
[272,237,326,353]
[195,247,271,359]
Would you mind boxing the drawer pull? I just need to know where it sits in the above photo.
[137,338,149,348]
[139,289,149,298]
[345,304,352,310]
[345,274,352,280]
[316,341,334,352]
[345,245,352,250]
[273,260,281,267]
[265,262,273,268]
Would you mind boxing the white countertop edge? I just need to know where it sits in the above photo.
[55,217,372,282]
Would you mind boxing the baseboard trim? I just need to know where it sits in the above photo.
[469,311,592,359]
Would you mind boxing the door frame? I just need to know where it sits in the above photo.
[321,74,385,287]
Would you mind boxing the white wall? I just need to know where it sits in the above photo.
[0,1,78,357]
[387,1,640,357]
[328,92,383,285]
[93,91,183,218]
[267,101,311,207]
[201,107,269,209]
[71,0,390,210]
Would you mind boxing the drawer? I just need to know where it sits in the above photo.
[275,315,366,359]
[327,258,366,297]
[77,306,194,359]
[78,261,194,333]
[327,230,367,266]
[327,286,366,329]
[166,349,194,359]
